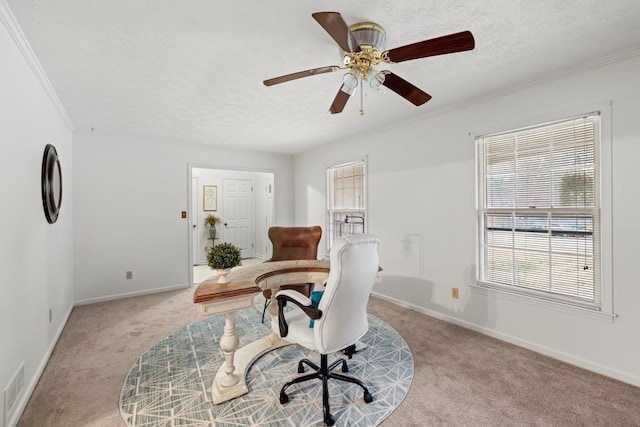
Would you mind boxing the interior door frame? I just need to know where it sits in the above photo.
[191,176,200,265]
[186,163,276,287]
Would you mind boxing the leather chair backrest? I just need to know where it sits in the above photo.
[315,234,379,354]
[267,226,322,261]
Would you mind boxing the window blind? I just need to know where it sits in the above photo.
[478,114,601,308]
[326,160,366,250]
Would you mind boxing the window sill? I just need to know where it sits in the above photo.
[471,282,617,323]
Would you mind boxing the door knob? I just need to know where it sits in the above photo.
[224,222,228,227]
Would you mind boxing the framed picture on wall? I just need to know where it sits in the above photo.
[203,185,218,211]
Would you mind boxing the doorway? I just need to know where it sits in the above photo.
[188,166,275,285]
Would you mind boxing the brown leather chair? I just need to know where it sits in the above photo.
[262,226,322,322]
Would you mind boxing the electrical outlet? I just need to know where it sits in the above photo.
[126,271,133,280]
[451,287,460,299]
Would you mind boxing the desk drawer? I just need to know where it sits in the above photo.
[197,294,255,317]
[284,273,310,284]
[284,272,328,284]
[261,276,284,289]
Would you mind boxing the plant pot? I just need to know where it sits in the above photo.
[209,228,217,240]
[216,268,232,284]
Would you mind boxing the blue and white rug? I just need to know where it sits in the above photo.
[120,306,413,426]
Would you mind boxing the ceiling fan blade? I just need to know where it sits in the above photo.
[312,12,361,53]
[384,30,475,63]
[263,66,341,86]
[329,85,352,114]
[382,72,432,106]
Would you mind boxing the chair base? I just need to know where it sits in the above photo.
[279,353,373,426]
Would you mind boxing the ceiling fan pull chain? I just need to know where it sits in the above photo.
[360,77,364,115]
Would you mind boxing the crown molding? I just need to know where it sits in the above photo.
[0,0,75,131]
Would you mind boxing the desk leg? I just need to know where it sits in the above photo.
[219,312,239,387]
[212,310,247,403]
[211,320,291,404]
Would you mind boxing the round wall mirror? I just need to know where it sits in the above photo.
[41,144,63,224]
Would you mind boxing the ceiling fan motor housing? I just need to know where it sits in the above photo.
[350,22,387,51]
[342,22,387,79]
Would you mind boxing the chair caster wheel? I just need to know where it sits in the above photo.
[279,392,289,404]
[325,415,335,426]
[341,364,348,373]
[364,391,373,403]
[298,366,305,374]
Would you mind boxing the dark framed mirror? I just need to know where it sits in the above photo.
[41,144,63,224]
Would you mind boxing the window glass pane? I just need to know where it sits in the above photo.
[487,153,514,175]
[484,247,513,285]
[515,171,551,208]
[553,169,595,208]
[485,229,512,248]
[327,160,366,249]
[551,254,594,301]
[486,175,514,208]
[515,250,550,291]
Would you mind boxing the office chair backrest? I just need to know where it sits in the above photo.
[315,234,379,354]
[267,226,322,261]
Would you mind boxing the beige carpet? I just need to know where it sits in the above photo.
[18,289,640,426]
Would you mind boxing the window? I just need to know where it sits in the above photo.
[477,113,605,310]
[327,160,366,250]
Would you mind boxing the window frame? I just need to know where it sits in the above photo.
[475,107,614,319]
[325,158,368,253]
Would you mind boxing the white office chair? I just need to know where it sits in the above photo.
[271,233,379,426]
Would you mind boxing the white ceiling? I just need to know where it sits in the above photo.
[6,0,640,154]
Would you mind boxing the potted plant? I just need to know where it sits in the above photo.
[207,242,242,284]
[203,214,221,240]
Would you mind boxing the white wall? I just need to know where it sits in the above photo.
[73,132,294,304]
[0,9,74,426]
[294,55,640,386]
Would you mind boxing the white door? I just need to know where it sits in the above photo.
[191,177,199,265]
[265,177,274,258]
[222,179,254,258]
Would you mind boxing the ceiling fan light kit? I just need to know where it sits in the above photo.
[264,11,475,115]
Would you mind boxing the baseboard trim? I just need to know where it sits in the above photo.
[74,283,190,306]
[371,291,640,388]
[8,284,190,425]
[6,303,74,427]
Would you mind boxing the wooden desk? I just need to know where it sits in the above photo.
[193,260,330,404]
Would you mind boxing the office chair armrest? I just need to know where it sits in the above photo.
[275,289,311,306]
[275,290,322,337]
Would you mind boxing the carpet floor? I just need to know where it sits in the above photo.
[17,288,640,426]
[119,307,412,426]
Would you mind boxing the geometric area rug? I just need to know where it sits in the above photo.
[120,304,413,426]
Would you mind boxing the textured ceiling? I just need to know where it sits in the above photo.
[6,0,640,154]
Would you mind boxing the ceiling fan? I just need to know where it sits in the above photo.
[263,12,475,115]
